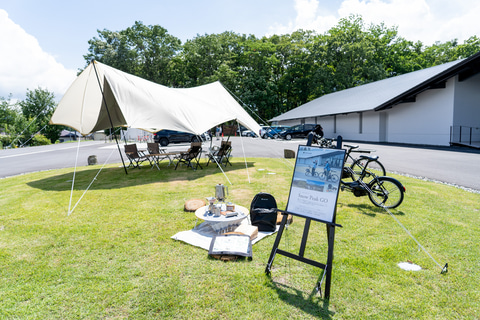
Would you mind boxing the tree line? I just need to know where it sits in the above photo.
[2,15,479,147]
[83,15,480,122]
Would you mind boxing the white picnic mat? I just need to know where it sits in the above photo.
[171,219,279,251]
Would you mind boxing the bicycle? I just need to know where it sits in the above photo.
[316,137,336,148]
[341,155,405,209]
[342,144,386,182]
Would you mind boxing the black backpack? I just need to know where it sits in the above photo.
[250,192,278,232]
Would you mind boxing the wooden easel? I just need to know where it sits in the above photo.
[265,211,341,299]
[265,139,345,299]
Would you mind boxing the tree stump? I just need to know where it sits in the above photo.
[284,149,295,159]
[184,199,206,212]
[88,155,97,165]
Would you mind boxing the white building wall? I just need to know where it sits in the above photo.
[387,78,455,146]
[453,73,480,127]
[318,116,336,138]
[275,119,302,127]
[362,111,381,142]
[334,113,360,141]
[121,128,154,142]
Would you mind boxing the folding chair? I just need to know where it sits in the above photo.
[124,144,153,169]
[174,142,203,170]
[147,142,170,169]
[206,140,232,167]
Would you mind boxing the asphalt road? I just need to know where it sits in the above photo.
[1,137,479,191]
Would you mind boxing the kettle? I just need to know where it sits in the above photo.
[215,184,228,202]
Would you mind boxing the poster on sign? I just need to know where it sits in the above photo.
[286,145,346,224]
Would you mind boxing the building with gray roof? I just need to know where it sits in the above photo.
[270,51,480,147]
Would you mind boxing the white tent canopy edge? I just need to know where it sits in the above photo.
[50,60,262,136]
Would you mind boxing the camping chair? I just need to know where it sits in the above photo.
[147,142,170,169]
[124,144,154,169]
[206,140,232,167]
[174,142,203,170]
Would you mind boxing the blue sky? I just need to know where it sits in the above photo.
[1,0,479,101]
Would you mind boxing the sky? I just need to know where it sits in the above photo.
[1,0,480,102]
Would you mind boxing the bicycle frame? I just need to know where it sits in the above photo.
[341,155,383,195]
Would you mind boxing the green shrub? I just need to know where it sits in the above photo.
[0,135,13,148]
[31,133,51,146]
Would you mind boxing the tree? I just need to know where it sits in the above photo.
[82,18,480,122]
[84,21,182,86]
[19,88,60,144]
[0,95,17,132]
[177,32,244,88]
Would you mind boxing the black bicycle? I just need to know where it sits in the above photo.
[342,144,386,182]
[341,155,405,209]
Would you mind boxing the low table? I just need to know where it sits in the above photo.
[194,204,249,233]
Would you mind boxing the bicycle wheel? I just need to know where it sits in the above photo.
[367,176,404,209]
[350,158,386,182]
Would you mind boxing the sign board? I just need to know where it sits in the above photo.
[208,234,252,257]
[286,145,346,224]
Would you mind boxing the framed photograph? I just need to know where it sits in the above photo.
[286,145,346,224]
[208,234,252,257]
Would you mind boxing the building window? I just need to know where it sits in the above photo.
[334,115,337,134]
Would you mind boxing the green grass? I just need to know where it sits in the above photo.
[0,158,479,319]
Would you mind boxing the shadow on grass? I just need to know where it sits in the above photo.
[27,160,256,191]
[266,277,334,319]
[338,202,406,217]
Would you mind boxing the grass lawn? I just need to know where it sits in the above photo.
[0,157,479,319]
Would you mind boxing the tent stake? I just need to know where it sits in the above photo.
[91,60,128,175]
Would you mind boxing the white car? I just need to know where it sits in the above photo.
[259,126,269,138]
[241,130,255,137]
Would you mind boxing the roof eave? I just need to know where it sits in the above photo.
[375,51,480,111]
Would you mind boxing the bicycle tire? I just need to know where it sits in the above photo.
[350,158,386,182]
[367,176,404,209]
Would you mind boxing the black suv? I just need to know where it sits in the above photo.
[279,124,316,140]
[154,130,202,146]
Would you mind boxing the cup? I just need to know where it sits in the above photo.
[214,204,221,217]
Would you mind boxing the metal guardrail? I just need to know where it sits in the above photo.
[450,125,480,146]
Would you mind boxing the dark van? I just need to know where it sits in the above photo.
[154,130,204,146]
[279,124,316,140]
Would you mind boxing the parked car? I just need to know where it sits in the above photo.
[154,130,205,146]
[279,124,316,140]
[236,125,255,137]
[259,126,269,138]
[262,125,291,139]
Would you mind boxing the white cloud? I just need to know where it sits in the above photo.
[0,9,76,100]
[268,0,480,45]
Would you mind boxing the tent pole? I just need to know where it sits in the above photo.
[236,120,251,183]
[91,60,128,175]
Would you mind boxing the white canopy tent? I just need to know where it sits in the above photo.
[50,60,261,136]
[50,61,262,215]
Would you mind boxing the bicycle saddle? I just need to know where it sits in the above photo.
[359,155,379,161]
